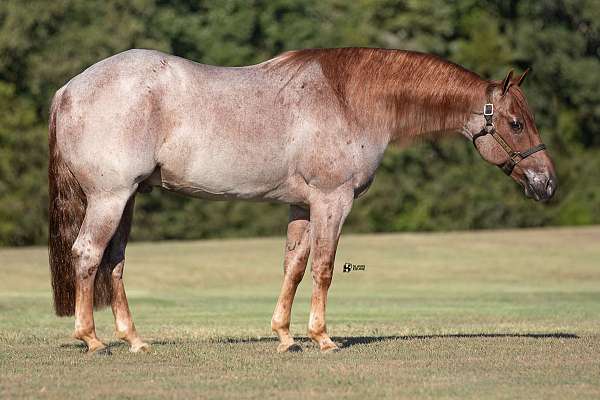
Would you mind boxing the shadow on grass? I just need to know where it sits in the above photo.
[212,332,579,348]
[333,332,579,348]
[59,332,579,350]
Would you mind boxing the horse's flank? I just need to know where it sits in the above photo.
[269,48,489,144]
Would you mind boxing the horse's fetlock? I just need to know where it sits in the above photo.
[271,317,288,332]
[115,329,129,340]
[308,325,325,340]
[72,327,94,341]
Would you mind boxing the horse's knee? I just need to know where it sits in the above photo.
[312,262,333,287]
[284,248,310,285]
[286,256,308,284]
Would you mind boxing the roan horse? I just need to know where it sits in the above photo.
[48,48,557,354]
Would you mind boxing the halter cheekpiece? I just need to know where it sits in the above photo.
[472,101,546,176]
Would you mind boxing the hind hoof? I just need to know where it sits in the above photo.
[277,342,302,353]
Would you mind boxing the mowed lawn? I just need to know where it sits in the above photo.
[1,227,600,399]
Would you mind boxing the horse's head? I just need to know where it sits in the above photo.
[467,69,557,201]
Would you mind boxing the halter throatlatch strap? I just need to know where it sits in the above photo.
[472,100,546,176]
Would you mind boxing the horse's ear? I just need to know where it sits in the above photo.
[514,67,530,86]
[501,69,514,96]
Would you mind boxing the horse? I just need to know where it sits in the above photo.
[48,47,557,354]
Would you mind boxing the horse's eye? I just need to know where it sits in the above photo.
[510,120,523,132]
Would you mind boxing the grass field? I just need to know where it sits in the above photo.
[1,227,600,399]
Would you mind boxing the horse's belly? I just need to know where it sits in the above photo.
[154,144,299,202]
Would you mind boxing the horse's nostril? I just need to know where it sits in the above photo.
[525,172,556,201]
[546,177,557,199]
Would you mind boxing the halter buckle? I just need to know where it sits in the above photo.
[510,152,523,163]
[483,103,493,116]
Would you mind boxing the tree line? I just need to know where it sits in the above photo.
[0,0,598,246]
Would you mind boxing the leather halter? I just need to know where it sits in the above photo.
[472,101,546,176]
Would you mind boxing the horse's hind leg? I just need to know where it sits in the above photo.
[271,205,311,352]
[72,191,133,354]
[106,195,150,353]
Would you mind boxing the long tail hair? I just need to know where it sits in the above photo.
[48,89,114,316]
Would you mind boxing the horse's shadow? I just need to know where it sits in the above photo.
[332,332,579,348]
[60,332,579,351]
[210,332,579,349]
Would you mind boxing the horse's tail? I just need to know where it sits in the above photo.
[48,88,86,316]
[48,89,117,317]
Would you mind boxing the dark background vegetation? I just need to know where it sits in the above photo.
[0,0,598,246]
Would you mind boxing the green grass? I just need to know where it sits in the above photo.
[1,227,600,399]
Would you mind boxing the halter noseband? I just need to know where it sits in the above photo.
[472,102,546,176]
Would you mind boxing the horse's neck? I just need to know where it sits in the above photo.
[351,74,488,145]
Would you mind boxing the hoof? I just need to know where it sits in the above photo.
[320,343,340,353]
[89,345,111,356]
[277,342,302,353]
[130,342,151,353]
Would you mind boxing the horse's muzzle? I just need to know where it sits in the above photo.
[524,171,557,202]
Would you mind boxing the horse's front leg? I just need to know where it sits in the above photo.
[307,187,354,352]
[271,205,311,352]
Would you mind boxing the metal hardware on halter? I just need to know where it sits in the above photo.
[483,103,493,116]
[472,101,546,176]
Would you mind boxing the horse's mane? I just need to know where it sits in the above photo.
[269,48,489,140]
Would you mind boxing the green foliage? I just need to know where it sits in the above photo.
[0,0,598,246]
[0,81,47,245]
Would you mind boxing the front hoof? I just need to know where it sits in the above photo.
[320,342,340,353]
[130,342,151,353]
[277,342,302,353]
[89,344,111,356]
